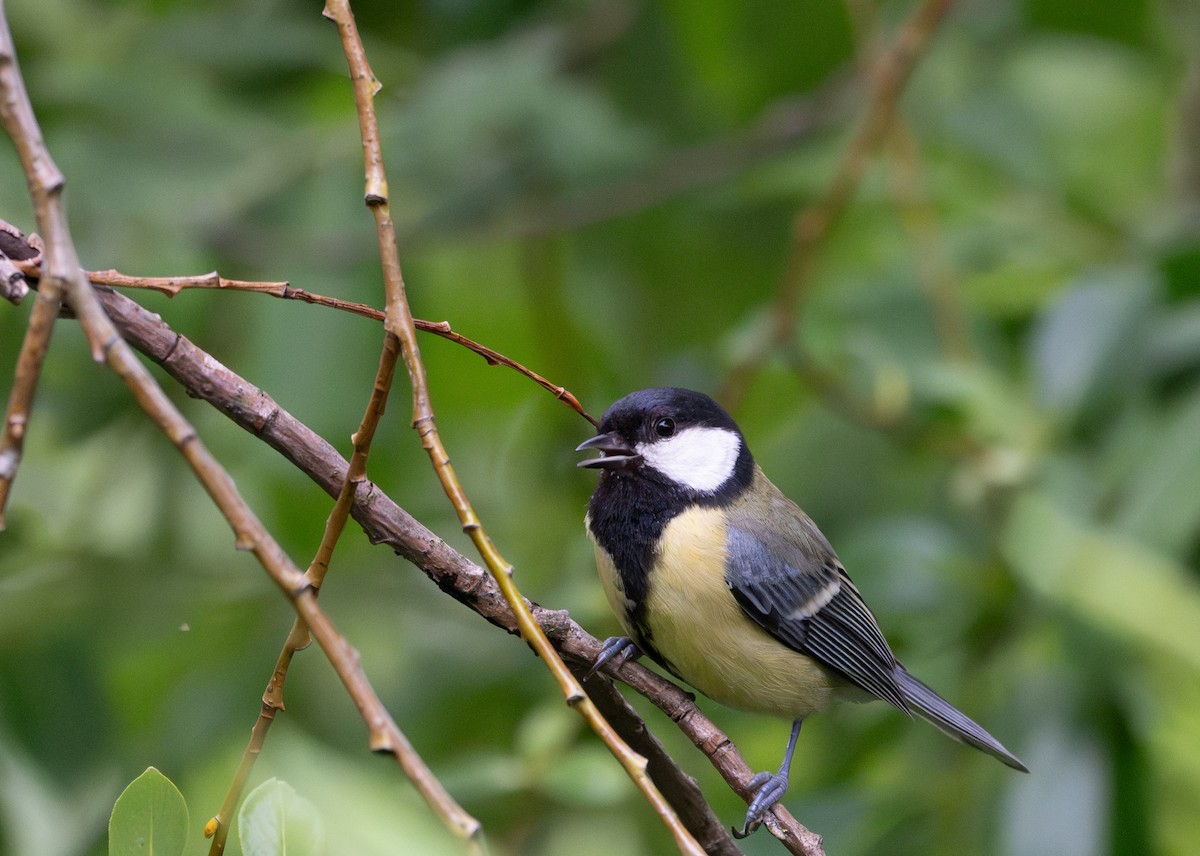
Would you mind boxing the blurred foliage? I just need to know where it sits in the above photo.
[2,0,1199,854]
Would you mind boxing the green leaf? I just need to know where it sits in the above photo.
[238,778,325,856]
[108,767,188,856]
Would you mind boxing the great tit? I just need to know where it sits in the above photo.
[576,387,1027,837]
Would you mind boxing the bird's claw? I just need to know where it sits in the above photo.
[731,770,790,839]
[584,636,640,681]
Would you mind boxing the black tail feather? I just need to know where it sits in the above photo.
[895,667,1028,773]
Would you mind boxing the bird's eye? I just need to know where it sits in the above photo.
[654,417,675,438]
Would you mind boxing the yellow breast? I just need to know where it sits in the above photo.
[641,507,838,719]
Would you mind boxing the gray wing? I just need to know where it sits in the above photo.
[725,517,909,713]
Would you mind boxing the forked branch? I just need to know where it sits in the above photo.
[0,6,479,852]
[319,1,706,852]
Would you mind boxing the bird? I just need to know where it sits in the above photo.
[575,387,1027,837]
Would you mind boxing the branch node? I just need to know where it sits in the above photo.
[370,740,397,755]
[5,412,25,441]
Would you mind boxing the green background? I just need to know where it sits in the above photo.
[2,0,1199,854]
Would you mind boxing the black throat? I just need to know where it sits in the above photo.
[586,447,754,659]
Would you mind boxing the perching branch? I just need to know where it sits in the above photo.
[81,273,825,856]
[319,2,705,853]
[3,204,826,853]
[202,143,462,856]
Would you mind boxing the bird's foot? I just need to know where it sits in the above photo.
[731,769,789,839]
[584,636,640,681]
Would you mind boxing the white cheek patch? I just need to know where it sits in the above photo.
[637,426,741,493]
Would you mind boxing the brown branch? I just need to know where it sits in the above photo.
[0,220,33,305]
[205,346,424,855]
[0,270,59,527]
[0,18,66,528]
[320,2,704,852]
[718,0,956,410]
[0,252,27,305]
[203,218,438,852]
[58,264,596,426]
[84,268,290,298]
[3,219,796,849]
[82,275,824,856]
[0,8,478,852]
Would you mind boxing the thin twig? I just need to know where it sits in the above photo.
[203,244,450,850]
[718,0,956,410]
[0,20,66,528]
[0,9,478,853]
[79,276,824,855]
[84,268,290,298]
[320,3,705,853]
[49,262,595,426]
[0,275,59,527]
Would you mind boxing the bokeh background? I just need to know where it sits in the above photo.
[2,0,1200,854]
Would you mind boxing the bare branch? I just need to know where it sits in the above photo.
[84,275,826,855]
[85,268,290,298]
[0,14,66,527]
[0,8,476,851]
[67,264,596,426]
[320,1,702,850]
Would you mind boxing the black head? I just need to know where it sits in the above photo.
[576,387,753,498]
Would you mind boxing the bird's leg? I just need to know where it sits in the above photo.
[732,719,803,838]
[584,636,641,681]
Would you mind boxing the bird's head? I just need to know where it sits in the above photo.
[577,387,752,496]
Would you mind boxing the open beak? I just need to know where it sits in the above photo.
[576,432,642,470]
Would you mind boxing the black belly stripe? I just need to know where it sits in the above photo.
[586,453,755,674]
[587,470,690,666]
